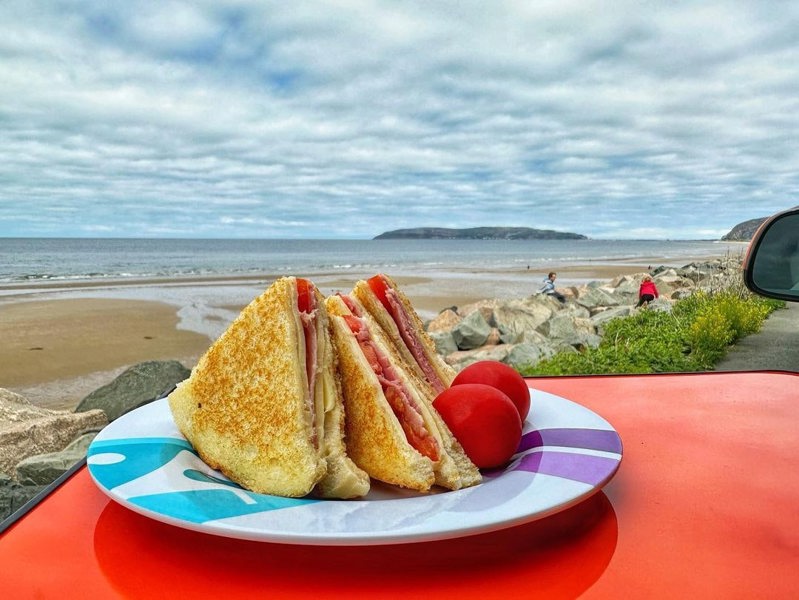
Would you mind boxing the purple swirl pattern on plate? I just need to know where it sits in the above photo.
[482,427,623,488]
[511,450,620,487]
[519,428,623,455]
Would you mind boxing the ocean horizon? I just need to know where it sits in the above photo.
[0,237,746,285]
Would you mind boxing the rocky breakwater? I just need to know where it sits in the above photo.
[1,360,191,524]
[426,258,743,372]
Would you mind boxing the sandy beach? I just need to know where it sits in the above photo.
[0,253,738,411]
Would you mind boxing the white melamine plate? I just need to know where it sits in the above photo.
[87,389,622,546]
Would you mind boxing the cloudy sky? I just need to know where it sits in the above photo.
[1,1,797,239]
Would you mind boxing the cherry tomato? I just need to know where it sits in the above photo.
[433,383,522,469]
[451,361,531,422]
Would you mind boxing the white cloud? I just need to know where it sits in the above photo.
[0,1,796,238]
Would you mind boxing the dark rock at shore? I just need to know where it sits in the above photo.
[0,473,45,523]
[75,360,190,421]
[721,217,767,241]
[16,431,100,486]
[374,226,587,240]
[0,389,107,477]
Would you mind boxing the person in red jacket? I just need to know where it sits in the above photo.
[637,274,659,307]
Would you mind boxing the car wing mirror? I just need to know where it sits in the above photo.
[743,206,799,302]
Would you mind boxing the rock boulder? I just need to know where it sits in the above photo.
[0,389,107,478]
[75,360,190,421]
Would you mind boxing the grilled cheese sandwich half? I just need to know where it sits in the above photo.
[168,277,369,499]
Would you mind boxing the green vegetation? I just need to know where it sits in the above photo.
[520,286,784,376]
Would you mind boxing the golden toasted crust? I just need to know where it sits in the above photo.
[352,275,457,392]
[312,288,370,499]
[325,295,434,492]
[168,277,326,497]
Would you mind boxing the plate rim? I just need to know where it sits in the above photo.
[87,391,622,546]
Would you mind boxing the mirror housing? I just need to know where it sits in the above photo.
[743,207,799,302]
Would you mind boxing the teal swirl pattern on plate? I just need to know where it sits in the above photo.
[87,437,318,524]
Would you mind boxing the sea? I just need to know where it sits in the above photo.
[0,236,748,403]
[0,237,746,285]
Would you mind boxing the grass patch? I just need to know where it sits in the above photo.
[520,282,784,376]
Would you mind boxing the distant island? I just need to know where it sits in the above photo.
[373,226,588,240]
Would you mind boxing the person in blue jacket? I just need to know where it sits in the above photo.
[539,272,566,303]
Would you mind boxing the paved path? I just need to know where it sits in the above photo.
[714,302,799,372]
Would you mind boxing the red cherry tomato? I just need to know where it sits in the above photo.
[451,361,531,422]
[433,383,522,469]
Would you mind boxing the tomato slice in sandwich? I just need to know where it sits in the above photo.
[367,274,391,311]
[367,274,446,394]
[296,278,313,313]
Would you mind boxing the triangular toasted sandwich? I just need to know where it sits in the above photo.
[351,274,457,396]
[325,293,480,492]
[168,277,369,499]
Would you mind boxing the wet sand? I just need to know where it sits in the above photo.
[0,298,211,410]
[0,255,731,411]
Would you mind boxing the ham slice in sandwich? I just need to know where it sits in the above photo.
[351,274,457,396]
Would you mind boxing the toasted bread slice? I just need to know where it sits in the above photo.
[342,294,481,490]
[352,274,457,395]
[325,295,435,492]
[311,286,370,499]
[169,277,325,497]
